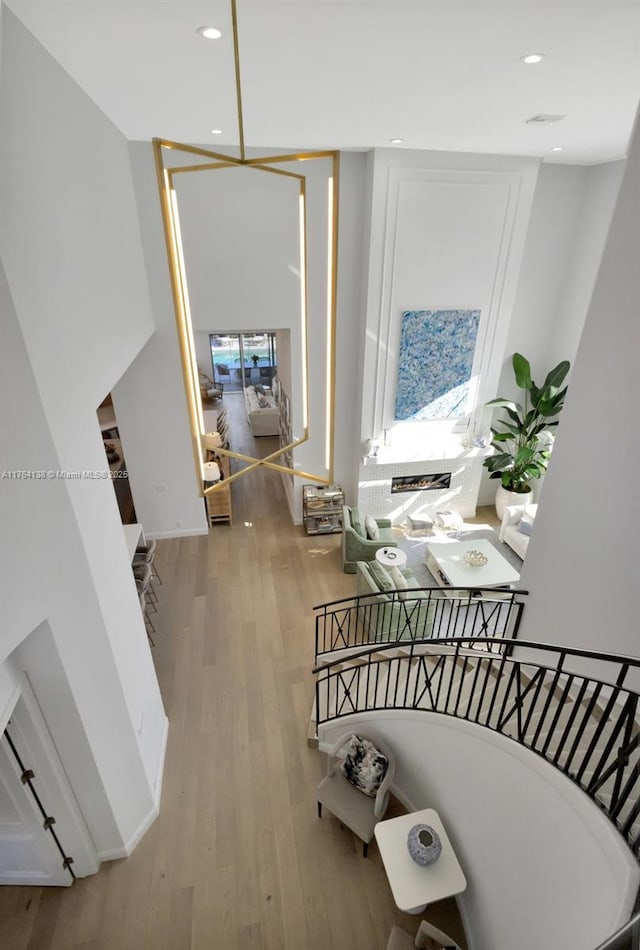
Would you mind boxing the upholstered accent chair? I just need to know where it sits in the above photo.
[199,371,223,403]
[317,732,396,857]
[342,505,398,573]
[355,561,436,643]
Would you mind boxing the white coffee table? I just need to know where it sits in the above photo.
[376,547,408,569]
[374,808,466,914]
[424,537,519,592]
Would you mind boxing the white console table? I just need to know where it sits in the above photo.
[374,808,466,914]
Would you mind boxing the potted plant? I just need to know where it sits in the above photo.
[483,352,570,518]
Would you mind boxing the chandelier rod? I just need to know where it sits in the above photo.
[231,0,246,162]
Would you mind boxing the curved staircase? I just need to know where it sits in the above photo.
[310,588,640,949]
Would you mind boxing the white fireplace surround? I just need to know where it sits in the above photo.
[357,442,491,521]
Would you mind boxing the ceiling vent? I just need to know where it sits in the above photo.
[524,114,566,125]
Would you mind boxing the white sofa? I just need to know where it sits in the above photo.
[499,503,538,559]
[243,385,279,436]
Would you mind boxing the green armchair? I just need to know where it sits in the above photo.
[342,505,397,573]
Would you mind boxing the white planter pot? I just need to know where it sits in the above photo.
[495,485,533,520]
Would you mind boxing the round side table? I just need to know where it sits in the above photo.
[375,547,408,569]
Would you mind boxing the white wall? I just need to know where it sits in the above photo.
[194,331,214,380]
[141,144,368,522]
[358,149,540,515]
[0,262,160,854]
[320,713,639,950]
[362,151,541,447]
[112,141,209,540]
[0,13,167,856]
[175,163,301,334]
[477,159,624,505]
[334,151,370,505]
[518,115,640,655]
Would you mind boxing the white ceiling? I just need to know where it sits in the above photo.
[5,0,640,164]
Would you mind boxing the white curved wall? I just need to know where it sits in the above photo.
[319,712,639,950]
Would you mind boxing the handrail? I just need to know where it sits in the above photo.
[313,635,640,677]
[313,635,640,857]
[312,585,529,611]
[314,586,528,660]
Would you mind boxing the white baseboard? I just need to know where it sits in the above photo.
[96,802,159,863]
[145,528,208,540]
[97,715,169,863]
[280,473,303,525]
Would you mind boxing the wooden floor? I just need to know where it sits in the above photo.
[0,395,469,950]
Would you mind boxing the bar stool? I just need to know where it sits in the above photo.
[134,563,157,610]
[134,539,163,586]
[138,593,155,647]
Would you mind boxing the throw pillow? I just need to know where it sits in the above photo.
[388,566,408,589]
[368,561,395,592]
[338,734,388,798]
[258,396,269,408]
[350,507,365,537]
[254,384,265,395]
[517,517,533,537]
[364,514,380,540]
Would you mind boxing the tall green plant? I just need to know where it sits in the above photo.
[483,352,570,493]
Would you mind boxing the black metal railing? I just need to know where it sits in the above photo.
[314,587,527,661]
[313,636,640,857]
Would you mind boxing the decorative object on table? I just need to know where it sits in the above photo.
[361,438,380,463]
[464,548,488,567]
[202,461,221,483]
[204,431,223,451]
[394,309,481,421]
[406,823,442,866]
[483,352,570,518]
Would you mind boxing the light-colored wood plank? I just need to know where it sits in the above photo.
[0,393,467,950]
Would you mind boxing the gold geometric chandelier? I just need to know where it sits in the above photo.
[152,0,339,500]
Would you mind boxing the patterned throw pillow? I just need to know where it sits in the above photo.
[364,514,380,540]
[258,396,270,408]
[339,735,389,797]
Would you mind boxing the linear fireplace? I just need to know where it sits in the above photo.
[391,472,452,494]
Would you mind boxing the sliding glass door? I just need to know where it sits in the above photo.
[210,332,277,393]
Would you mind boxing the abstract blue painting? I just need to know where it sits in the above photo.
[394,309,481,421]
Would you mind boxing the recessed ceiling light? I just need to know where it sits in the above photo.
[551,146,564,152]
[389,138,404,145]
[210,129,223,135]
[198,26,222,40]
[521,53,545,64]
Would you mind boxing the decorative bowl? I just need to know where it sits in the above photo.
[464,549,488,567]
[407,824,442,866]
